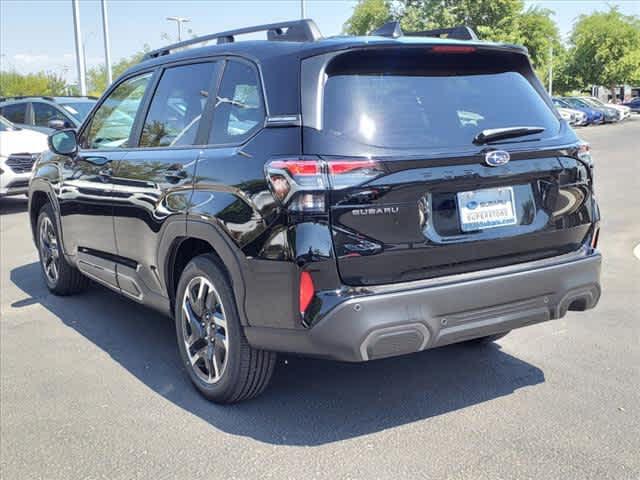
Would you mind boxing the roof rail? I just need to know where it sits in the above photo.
[0,95,55,102]
[370,21,478,41]
[0,95,98,102]
[143,19,322,61]
[406,26,478,41]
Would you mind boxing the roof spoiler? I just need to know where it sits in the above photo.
[371,21,478,41]
[143,19,322,61]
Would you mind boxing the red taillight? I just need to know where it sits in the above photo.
[266,158,384,212]
[327,159,379,175]
[269,160,319,177]
[299,271,315,315]
[431,45,477,54]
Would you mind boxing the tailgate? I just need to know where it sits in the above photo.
[301,45,596,286]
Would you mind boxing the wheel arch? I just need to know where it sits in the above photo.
[161,219,250,326]
[28,182,61,245]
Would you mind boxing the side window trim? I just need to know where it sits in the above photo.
[195,58,226,146]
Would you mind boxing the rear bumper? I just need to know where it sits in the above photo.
[245,250,601,361]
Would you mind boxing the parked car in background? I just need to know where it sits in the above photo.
[556,106,587,126]
[572,109,588,126]
[0,115,48,197]
[556,107,576,125]
[553,97,601,125]
[581,96,630,120]
[622,97,640,113]
[0,96,96,133]
[564,97,618,123]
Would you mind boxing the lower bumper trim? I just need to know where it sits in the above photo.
[246,252,601,361]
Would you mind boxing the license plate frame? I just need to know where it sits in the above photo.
[457,186,517,232]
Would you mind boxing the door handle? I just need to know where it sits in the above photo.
[164,167,187,183]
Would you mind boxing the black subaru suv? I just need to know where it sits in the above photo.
[29,20,601,403]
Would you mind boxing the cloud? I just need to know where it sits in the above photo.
[5,52,105,81]
[12,53,50,64]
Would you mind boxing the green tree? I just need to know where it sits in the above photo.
[86,46,149,96]
[0,70,70,96]
[515,7,562,83]
[343,0,393,35]
[566,8,640,96]
[551,46,580,95]
[398,0,524,40]
[343,0,562,89]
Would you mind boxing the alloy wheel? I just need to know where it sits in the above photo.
[180,276,229,384]
[39,216,59,285]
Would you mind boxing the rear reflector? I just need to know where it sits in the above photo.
[299,271,315,315]
[431,45,477,54]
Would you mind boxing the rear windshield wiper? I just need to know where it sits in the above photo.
[473,126,545,145]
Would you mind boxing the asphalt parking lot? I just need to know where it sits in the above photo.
[1,117,639,480]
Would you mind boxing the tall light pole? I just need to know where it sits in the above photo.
[548,44,553,96]
[166,16,190,41]
[101,0,113,86]
[82,31,95,83]
[300,0,306,19]
[72,0,87,95]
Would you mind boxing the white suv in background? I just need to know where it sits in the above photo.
[0,116,48,197]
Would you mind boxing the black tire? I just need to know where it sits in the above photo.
[174,254,276,404]
[464,331,511,345]
[36,203,88,295]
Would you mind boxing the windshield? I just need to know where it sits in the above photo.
[319,59,559,151]
[0,115,17,132]
[60,101,95,121]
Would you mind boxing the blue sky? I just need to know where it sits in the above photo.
[1,0,638,82]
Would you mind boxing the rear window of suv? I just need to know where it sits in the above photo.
[312,49,559,152]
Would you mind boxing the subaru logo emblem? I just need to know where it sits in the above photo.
[485,150,510,167]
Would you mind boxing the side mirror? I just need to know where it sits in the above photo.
[48,129,78,157]
[47,118,66,130]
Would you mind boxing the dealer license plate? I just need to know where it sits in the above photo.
[457,187,517,232]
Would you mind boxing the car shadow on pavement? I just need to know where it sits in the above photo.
[0,198,28,215]
[11,261,545,446]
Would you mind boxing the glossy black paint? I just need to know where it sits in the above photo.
[328,149,596,285]
[28,34,600,342]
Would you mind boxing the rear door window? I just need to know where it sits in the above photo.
[209,60,264,145]
[0,103,27,124]
[139,62,218,147]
